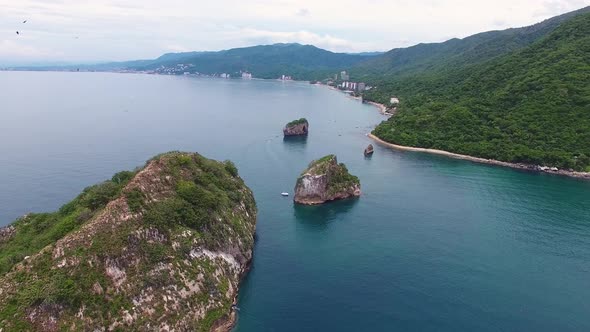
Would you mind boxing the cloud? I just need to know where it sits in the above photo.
[0,0,588,64]
[0,39,61,58]
[296,8,310,17]
[535,0,589,17]
[229,28,361,52]
[162,44,190,52]
[492,19,507,27]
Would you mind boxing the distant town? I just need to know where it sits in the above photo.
[108,66,376,97]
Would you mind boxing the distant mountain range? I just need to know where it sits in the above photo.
[129,43,378,80]
[9,43,379,80]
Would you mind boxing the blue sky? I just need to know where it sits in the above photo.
[0,0,588,65]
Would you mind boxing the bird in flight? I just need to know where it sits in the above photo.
[23,20,27,23]
[16,31,20,35]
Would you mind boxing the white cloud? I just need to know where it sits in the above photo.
[0,39,62,58]
[162,44,190,53]
[535,0,589,16]
[229,28,364,52]
[0,0,588,64]
[296,8,311,17]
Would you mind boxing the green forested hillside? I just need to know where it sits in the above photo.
[351,6,590,81]
[137,43,372,80]
[370,12,590,170]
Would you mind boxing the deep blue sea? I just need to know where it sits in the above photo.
[1,71,590,331]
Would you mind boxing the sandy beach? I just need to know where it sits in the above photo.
[368,133,590,180]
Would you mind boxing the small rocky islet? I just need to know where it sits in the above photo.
[0,152,257,331]
[294,155,361,205]
[283,118,309,136]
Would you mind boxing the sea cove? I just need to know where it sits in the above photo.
[1,72,590,331]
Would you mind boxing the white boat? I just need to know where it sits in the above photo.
[281,192,289,197]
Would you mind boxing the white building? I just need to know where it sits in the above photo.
[241,72,252,79]
[390,97,400,105]
[340,71,349,81]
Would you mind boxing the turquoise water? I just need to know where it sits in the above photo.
[1,72,590,331]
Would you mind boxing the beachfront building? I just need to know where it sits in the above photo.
[390,97,400,105]
[242,72,253,79]
[339,81,367,92]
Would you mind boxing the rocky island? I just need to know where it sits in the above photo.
[364,144,374,156]
[294,155,361,205]
[0,152,257,331]
[283,118,309,136]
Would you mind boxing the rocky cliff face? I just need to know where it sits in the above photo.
[0,226,15,244]
[0,152,257,331]
[283,118,309,136]
[294,155,361,205]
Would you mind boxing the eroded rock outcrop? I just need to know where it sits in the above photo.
[0,225,15,244]
[364,144,374,156]
[283,118,309,136]
[294,155,361,205]
[0,152,257,331]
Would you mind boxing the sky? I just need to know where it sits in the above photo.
[0,0,589,65]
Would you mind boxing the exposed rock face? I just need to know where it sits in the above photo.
[0,225,15,244]
[294,155,361,205]
[364,144,374,156]
[283,118,309,136]
[0,152,257,331]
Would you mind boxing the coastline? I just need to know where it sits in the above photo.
[304,82,590,181]
[366,101,392,116]
[368,133,590,180]
[314,83,393,116]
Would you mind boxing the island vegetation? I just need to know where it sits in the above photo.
[286,118,308,127]
[284,118,309,136]
[294,155,361,205]
[0,169,137,275]
[0,152,257,331]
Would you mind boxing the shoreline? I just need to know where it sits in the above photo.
[314,83,393,116]
[366,101,392,116]
[368,133,590,180]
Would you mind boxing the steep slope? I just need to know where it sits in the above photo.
[351,6,590,80]
[0,152,257,331]
[371,12,590,170]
